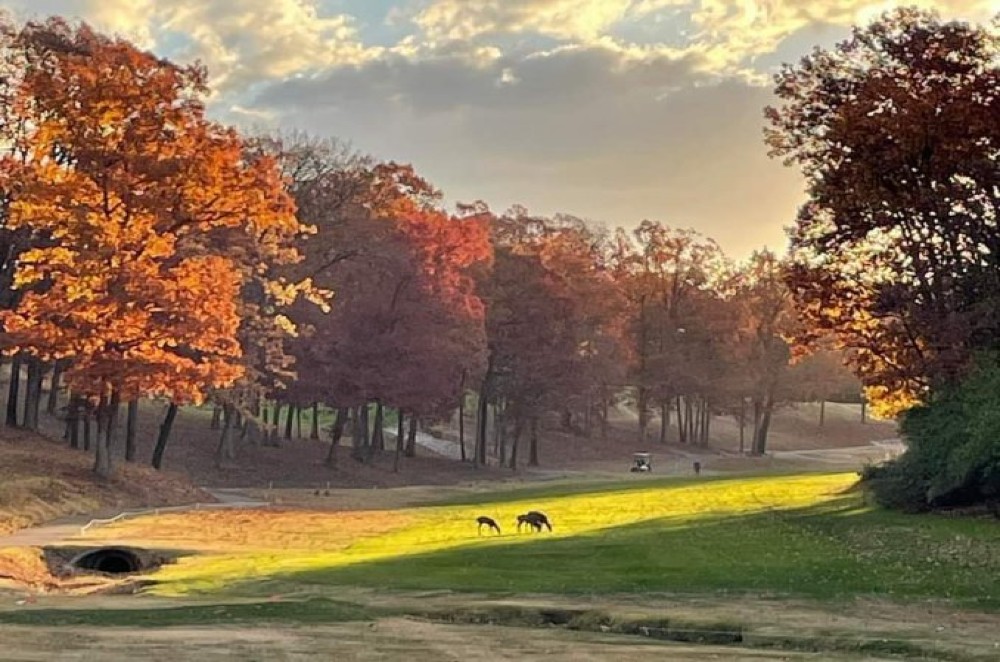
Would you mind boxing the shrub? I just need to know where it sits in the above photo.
[867,354,1000,511]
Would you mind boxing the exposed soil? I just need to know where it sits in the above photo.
[0,618,860,662]
[330,590,1000,662]
[0,590,993,661]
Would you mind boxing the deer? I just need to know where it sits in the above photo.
[516,511,552,532]
[476,516,501,535]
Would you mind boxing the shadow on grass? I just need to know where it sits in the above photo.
[265,498,1000,609]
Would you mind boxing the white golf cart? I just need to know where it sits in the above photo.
[630,452,652,472]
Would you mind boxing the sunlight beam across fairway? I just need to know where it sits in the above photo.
[81,473,857,596]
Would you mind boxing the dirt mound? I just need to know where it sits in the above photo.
[0,428,210,537]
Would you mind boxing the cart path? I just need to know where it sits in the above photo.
[0,489,266,549]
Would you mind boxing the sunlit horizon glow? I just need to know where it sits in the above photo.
[2,1,996,258]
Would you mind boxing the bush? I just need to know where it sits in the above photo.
[866,354,1000,511]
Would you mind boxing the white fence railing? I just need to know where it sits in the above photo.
[78,500,270,536]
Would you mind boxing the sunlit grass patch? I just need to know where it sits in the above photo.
[81,473,858,596]
[72,472,1000,607]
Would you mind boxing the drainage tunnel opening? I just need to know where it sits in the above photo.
[72,548,143,575]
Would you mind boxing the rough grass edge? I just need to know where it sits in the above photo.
[420,604,987,662]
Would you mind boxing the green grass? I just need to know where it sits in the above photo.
[305,497,1000,607]
[94,472,999,609]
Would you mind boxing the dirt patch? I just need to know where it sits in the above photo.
[336,590,1000,661]
[0,546,149,595]
[0,618,864,661]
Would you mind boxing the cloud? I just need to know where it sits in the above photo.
[5,0,377,91]
[155,0,378,91]
[412,0,634,42]
[4,0,995,258]
[631,0,998,69]
[254,39,802,255]
[408,1,999,75]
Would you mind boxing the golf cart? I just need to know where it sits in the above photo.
[630,452,652,472]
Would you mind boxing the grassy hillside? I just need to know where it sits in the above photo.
[0,428,209,537]
[84,473,999,609]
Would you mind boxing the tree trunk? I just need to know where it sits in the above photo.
[46,362,63,415]
[125,399,139,462]
[701,400,711,445]
[6,354,21,427]
[498,408,508,466]
[238,411,251,445]
[326,407,348,467]
[509,417,523,472]
[367,402,383,463]
[371,403,384,451]
[394,411,404,473]
[739,398,746,454]
[405,415,417,458]
[94,391,120,479]
[752,396,774,455]
[83,412,92,452]
[22,359,44,431]
[215,403,236,467]
[528,417,540,467]
[560,408,573,432]
[819,400,825,427]
[352,404,368,462]
[458,399,466,463]
[637,386,649,444]
[67,396,82,450]
[495,404,508,459]
[151,403,178,470]
[296,405,303,438]
[492,404,501,454]
[268,403,282,445]
[475,382,489,467]
[861,399,867,424]
[284,403,295,440]
[600,393,609,440]
[677,395,687,444]
[685,397,694,443]
[210,406,222,430]
[659,401,669,444]
[310,403,320,440]
[93,397,111,479]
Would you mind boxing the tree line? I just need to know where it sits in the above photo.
[0,16,867,479]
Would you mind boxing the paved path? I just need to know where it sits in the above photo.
[0,492,268,549]
[384,427,467,461]
[0,518,92,548]
[770,438,904,465]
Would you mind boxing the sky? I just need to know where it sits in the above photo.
[1,1,997,257]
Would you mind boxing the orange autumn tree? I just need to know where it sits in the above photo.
[0,19,302,477]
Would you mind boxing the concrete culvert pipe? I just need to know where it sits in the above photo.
[71,547,144,575]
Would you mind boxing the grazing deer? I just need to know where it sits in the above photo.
[517,511,552,532]
[477,516,501,535]
[516,514,538,532]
